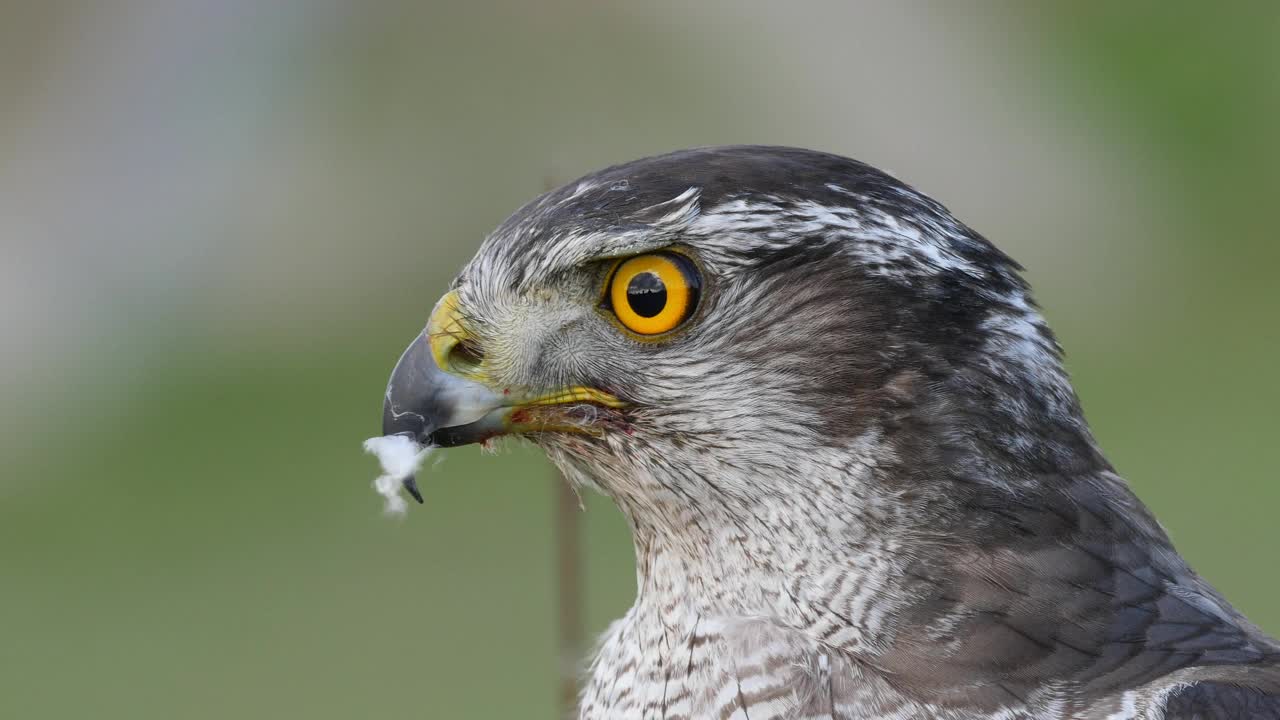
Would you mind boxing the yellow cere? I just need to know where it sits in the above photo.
[608,253,699,335]
[426,289,489,380]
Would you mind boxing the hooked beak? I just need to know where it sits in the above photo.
[380,291,626,502]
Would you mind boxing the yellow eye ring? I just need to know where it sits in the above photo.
[607,253,701,336]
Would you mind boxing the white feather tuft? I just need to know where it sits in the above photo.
[363,435,431,515]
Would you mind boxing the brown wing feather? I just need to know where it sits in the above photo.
[869,471,1280,713]
[1162,666,1280,719]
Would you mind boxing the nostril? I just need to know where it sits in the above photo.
[447,338,485,373]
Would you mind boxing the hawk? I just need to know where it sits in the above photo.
[380,146,1280,719]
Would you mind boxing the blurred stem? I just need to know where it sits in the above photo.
[554,472,583,719]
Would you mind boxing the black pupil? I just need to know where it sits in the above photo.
[626,271,667,318]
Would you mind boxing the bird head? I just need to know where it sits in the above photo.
[383,146,1100,537]
[383,146,1280,716]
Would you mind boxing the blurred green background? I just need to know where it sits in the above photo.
[2,2,1276,718]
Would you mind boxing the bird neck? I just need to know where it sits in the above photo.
[550,345,1116,650]
[580,435,917,645]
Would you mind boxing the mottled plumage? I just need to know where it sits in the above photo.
[385,146,1279,719]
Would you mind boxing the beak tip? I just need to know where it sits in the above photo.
[402,475,425,504]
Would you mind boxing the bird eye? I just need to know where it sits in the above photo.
[606,252,701,336]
